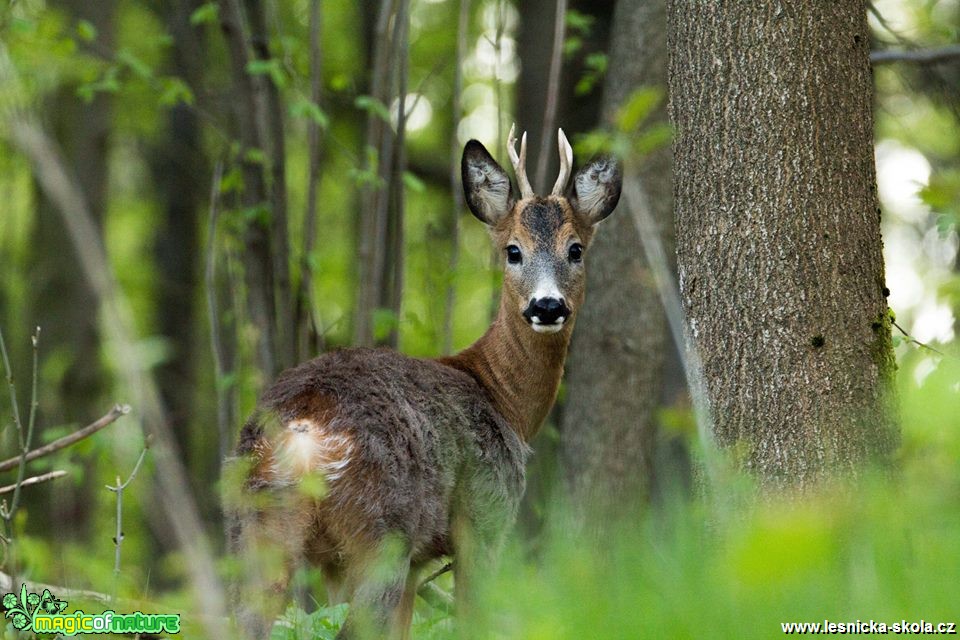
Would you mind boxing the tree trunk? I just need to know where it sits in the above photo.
[218,0,282,379]
[149,0,212,491]
[560,0,678,516]
[668,1,898,488]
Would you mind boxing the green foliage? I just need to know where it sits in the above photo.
[354,95,393,124]
[247,58,288,90]
[271,604,349,640]
[289,99,330,129]
[189,2,220,27]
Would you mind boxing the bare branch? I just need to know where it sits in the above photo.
[871,45,960,66]
[106,440,151,593]
[418,561,452,588]
[622,172,718,480]
[205,162,234,465]
[417,581,453,614]
[0,404,130,473]
[534,0,569,193]
[0,470,67,495]
[892,320,948,357]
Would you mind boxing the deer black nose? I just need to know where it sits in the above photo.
[524,297,570,325]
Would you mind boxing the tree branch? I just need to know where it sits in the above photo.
[0,470,67,495]
[0,404,130,473]
[871,45,960,66]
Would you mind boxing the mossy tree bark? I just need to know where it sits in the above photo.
[561,0,682,515]
[668,1,898,487]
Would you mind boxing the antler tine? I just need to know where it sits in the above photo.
[507,123,535,199]
[551,128,574,196]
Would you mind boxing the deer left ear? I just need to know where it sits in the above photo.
[569,157,622,225]
[462,140,514,225]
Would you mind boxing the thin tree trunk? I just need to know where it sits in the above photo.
[245,0,294,371]
[298,0,325,361]
[382,0,410,349]
[218,0,279,378]
[668,0,898,488]
[354,0,395,347]
[560,0,674,515]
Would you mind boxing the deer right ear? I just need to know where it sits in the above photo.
[461,140,514,225]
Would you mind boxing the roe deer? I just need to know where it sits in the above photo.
[225,126,621,639]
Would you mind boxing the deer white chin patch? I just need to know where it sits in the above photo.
[530,317,565,334]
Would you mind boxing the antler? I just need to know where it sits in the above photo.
[507,123,535,199]
[551,128,573,196]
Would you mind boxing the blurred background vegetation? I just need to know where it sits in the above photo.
[0,0,957,637]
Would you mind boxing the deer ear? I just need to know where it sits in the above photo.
[569,157,622,225]
[462,140,514,225]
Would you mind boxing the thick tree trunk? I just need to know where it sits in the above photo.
[668,1,898,487]
[560,0,677,514]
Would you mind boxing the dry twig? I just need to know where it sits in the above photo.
[0,470,67,495]
[0,404,130,473]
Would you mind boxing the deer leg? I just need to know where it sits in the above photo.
[451,508,509,639]
[389,568,420,640]
[229,498,312,640]
[336,539,412,640]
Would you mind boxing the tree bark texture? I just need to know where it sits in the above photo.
[560,0,675,513]
[668,1,898,487]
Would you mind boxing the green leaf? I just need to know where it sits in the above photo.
[563,36,583,58]
[246,58,287,89]
[240,204,272,228]
[565,9,594,34]
[584,52,608,72]
[633,122,673,156]
[116,49,153,79]
[289,99,330,129]
[402,171,426,193]
[373,309,399,341]
[355,95,392,123]
[219,166,244,194]
[76,19,97,42]
[615,87,664,133]
[158,77,195,106]
[189,2,220,26]
[244,147,267,166]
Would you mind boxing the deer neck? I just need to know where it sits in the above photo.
[439,297,572,442]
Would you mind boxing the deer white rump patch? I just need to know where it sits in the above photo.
[271,419,354,486]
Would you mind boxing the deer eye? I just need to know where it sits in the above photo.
[506,245,522,264]
[568,243,583,262]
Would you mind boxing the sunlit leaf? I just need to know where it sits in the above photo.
[189,2,219,26]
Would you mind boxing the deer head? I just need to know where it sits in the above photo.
[461,125,622,334]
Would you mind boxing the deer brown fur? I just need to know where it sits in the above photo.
[225,128,621,639]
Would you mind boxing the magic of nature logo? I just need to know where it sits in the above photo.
[2,584,180,635]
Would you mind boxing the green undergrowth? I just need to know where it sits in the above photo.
[257,349,960,640]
